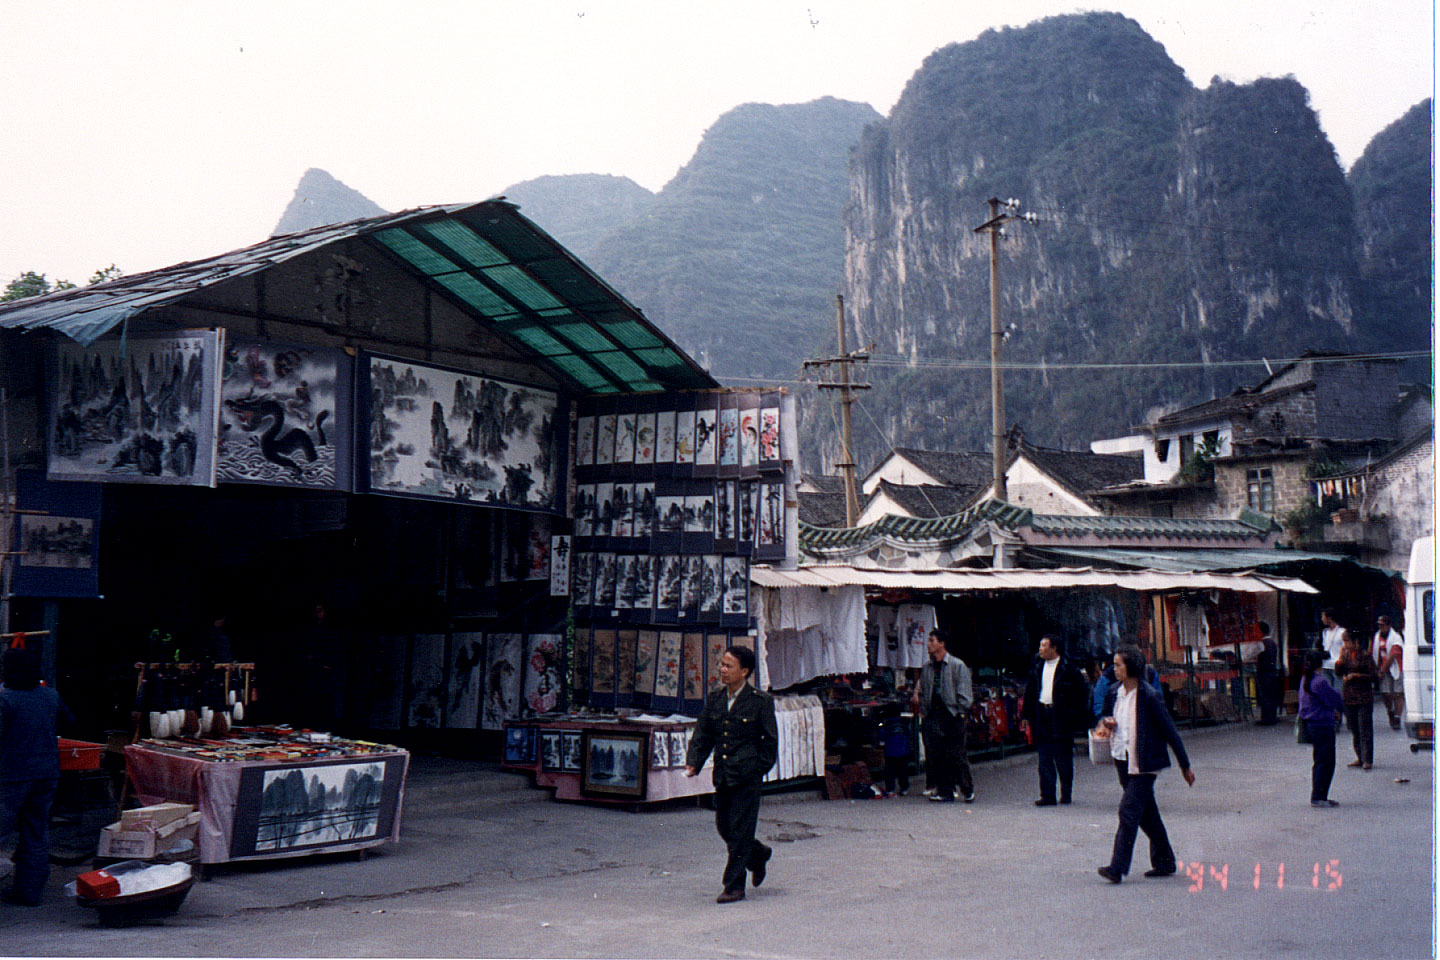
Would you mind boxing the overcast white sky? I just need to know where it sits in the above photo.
[0,1,1432,286]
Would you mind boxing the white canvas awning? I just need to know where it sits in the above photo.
[750,564,1317,595]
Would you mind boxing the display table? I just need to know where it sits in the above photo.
[124,733,409,865]
[503,718,713,805]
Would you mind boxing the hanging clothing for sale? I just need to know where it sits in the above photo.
[1176,600,1210,656]
[895,604,938,669]
[869,605,903,670]
[758,585,868,689]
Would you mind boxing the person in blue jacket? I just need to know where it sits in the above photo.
[1298,648,1344,807]
[0,647,75,906]
[1094,645,1195,884]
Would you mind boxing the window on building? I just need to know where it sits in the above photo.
[1247,468,1275,513]
[1154,438,1171,463]
[1202,429,1220,450]
[1179,435,1195,464]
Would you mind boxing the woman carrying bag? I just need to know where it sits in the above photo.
[1298,649,1344,807]
[1335,630,1379,770]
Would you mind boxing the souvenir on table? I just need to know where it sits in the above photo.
[682,633,706,714]
[652,631,684,713]
[217,338,355,491]
[575,414,596,472]
[654,554,682,625]
[634,409,657,472]
[758,393,783,472]
[721,557,750,628]
[649,729,668,770]
[634,629,660,710]
[705,631,729,691]
[572,626,592,700]
[652,478,684,554]
[540,730,563,771]
[593,482,614,539]
[738,392,760,480]
[654,406,676,477]
[615,629,638,707]
[713,479,736,554]
[756,481,786,561]
[633,482,656,540]
[614,554,638,610]
[523,633,564,715]
[595,405,617,467]
[680,555,703,622]
[50,331,224,487]
[560,730,584,773]
[699,556,724,623]
[673,395,696,479]
[589,628,618,710]
[668,730,688,769]
[736,481,757,558]
[717,393,740,479]
[361,354,560,510]
[692,393,718,477]
[681,480,715,554]
[483,633,524,731]
[594,553,618,611]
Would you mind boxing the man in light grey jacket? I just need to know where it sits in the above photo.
[911,629,974,802]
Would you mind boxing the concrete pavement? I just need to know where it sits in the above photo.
[1,717,1432,958]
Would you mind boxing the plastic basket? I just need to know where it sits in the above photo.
[58,738,104,771]
[1087,731,1113,766]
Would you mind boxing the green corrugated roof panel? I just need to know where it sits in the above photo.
[598,318,666,349]
[376,228,463,276]
[507,325,574,357]
[550,321,617,352]
[481,264,565,311]
[548,353,614,391]
[590,351,649,382]
[433,272,518,316]
[420,221,509,268]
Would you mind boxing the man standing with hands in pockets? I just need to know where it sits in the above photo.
[686,646,777,904]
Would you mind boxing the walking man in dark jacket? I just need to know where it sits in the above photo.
[1095,645,1195,884]
[685,645,777,903]
[1022,635,1090,806]
[1,648,75,906]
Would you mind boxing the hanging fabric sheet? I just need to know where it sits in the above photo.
[758,585,868,689]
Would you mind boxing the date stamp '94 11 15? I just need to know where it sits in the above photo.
[1179,861,1342,893]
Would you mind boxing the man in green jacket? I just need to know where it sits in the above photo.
[686,646,778,903]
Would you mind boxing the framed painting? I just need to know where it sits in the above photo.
[540,729,563,771]
[503,724,537,764]
[581,730,648,799]
[668,730,688,769]
[362,354,560,510]
[650,730,668,770]
[560,730,584,772]
[229,755,405,859]
[10,469,102,599]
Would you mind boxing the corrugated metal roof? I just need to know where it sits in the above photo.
[750,564,1316,594]
[1030,545,1394,576]
[800,498,1031,552]
[0,201,716,396]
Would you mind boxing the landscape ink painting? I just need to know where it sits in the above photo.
[50,332,222,486]
[366,356,558,509]
[255,762,384,852]
[217,338,352,490]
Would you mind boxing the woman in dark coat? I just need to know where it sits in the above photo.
[1298,648,1344,807]
[1335,630,1379,770]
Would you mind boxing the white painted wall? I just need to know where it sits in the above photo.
[1006,456,1099,515]
[1090,435,1146,455]
[1144,421,1233,482]
[861,454,941,495]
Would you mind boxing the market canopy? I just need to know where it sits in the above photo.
[750,564,1317,595]
[0,201,716,396]
[1027,545,1397,577]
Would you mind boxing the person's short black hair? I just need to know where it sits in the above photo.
[1116,644,1146,679]
[1258,621,1271,636]
[725,645,756,676]
[1322,607,1338,621]
[928,628,949,649]
[1,648,41,690]
[1041,634,1063,654]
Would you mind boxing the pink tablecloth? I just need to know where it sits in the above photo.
[124,745,408,863]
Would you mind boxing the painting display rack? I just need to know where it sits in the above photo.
[123,738,409,866]
[501,716,712,806]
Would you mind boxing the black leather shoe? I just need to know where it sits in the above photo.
[716,888,745,904]
[750,849,771,888]
[1034,798,1058,807]
[1097,866,1122,884]
[1143,865,1177,878]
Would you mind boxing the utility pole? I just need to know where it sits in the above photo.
[973,198,1038,504]
[803,295,870,527]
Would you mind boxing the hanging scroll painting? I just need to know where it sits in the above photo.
[522,633,564,715]
[446,632,484,729]
[50,331,223,486]
[482,633,524,730]
[216,338,353,490]
[364,355,559,510]
[407,633,446,729]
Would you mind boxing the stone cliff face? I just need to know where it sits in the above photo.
[272,168,387,236]
[500,174,655,262]
[823,12,1410,476]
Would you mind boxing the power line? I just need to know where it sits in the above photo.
[856,349,1430,373]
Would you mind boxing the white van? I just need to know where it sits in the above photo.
[1402,535,1434,751]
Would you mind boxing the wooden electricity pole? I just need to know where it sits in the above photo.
[804,295,870,527]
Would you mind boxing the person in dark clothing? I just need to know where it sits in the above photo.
[1095,645,1195,884]
[1299,648,1344,806]
[685,645,778,904]
[1336,630,1379,769]
[910,629,974,803]
[1254,622,1280,726]
[878,706,911,797]
[0,648,75,906]
[1021,635,1090,806]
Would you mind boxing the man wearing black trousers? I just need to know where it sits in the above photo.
[911,629,974,803]
[1022,635,1090,806]
[1095,645,1196,884]
[686,646,777,904]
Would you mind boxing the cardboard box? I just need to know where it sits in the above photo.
[120,802,193,831]
[98,812,200,859]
